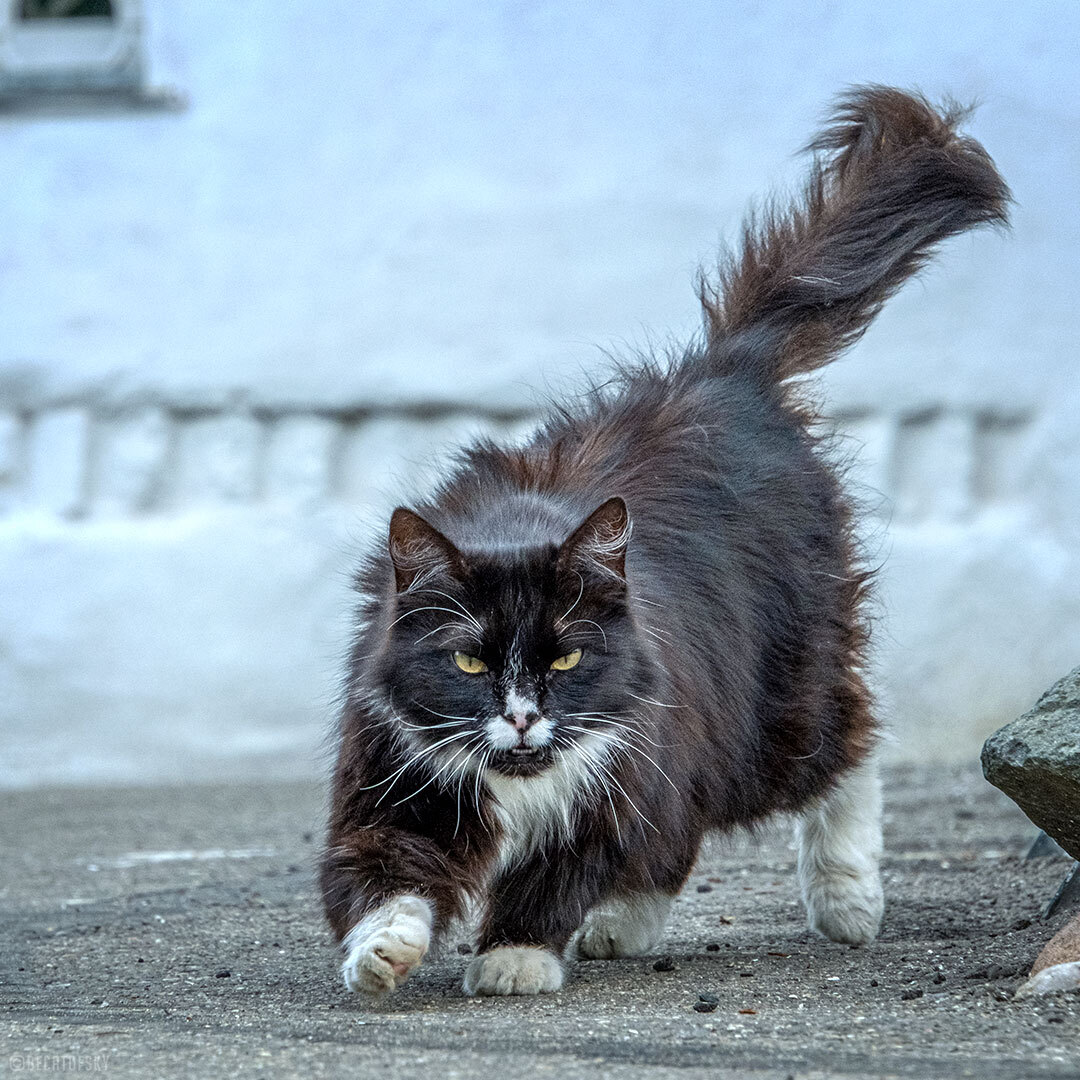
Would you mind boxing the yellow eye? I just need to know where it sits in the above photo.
[453,652,488,674]
[550,649,583,671]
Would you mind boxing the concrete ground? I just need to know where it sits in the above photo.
[2,765,1078,1079]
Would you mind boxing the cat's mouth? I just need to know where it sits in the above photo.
[488,745,554,777]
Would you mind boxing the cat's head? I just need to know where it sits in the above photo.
[368,496,650,782]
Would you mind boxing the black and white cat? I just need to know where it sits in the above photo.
[320,87,1009,996]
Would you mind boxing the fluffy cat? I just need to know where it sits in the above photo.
[320,86,1009,996]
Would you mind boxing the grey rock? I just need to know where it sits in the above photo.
[982,665,1080,861]
[1027,830,1069,859]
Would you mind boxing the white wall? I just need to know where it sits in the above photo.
[2,0,1078,785]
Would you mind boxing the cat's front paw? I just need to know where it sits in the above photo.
[462,946,563,996]
[341,895,433,994]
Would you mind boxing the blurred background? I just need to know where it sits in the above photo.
[1,0,1078,788]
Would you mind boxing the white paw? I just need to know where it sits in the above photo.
[574,893,672,959]
[803,866,884,945]
[340,895,433,994]
[462,946,564,996]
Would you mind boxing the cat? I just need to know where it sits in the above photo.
[320,86,1009,996]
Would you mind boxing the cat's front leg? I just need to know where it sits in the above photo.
[462,944,565,996]
[340,894,433,993]
[321,824,468,994]
[464,847,622,996]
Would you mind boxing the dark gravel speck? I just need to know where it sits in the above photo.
[653,956,676,972]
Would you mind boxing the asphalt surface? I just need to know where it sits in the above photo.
[2,764,1078,1079]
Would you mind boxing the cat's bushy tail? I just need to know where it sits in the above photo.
[697,85,1010,384]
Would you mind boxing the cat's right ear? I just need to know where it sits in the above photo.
[558,496,631,580]
[387,508,463,593]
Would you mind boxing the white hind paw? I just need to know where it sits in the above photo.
[463,946,563,996]
[574,893,672,959]
[804,866,884,945]
[340,895,433,994]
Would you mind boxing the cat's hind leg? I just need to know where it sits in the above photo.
[795,752,884,945]
[573,892,673,959]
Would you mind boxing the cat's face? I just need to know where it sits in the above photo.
[372,499,645,781]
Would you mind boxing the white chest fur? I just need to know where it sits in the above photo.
[485,748,596,871]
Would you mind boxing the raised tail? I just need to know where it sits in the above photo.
[697,85,1011,384]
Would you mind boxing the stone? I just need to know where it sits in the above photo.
[1014,961,1080,998]
[1032,912,1080,975]
[982,666,1080,861]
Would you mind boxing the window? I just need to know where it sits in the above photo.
[0,0,182,113]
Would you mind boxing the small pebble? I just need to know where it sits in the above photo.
[653,956,676,972]
[698,992,719,1004]
[900,988,923,1000]
[705,943,721,952]
[456,943,473,955]
[696,884,713,893]
[215,969,231,979]
[693,1000,717,1013]
[870,979,878,987]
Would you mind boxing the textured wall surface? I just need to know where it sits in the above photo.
[1,1,1078,785]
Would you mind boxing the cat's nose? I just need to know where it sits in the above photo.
[504,709,539,733]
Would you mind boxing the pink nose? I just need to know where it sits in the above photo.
[506,710,539,732]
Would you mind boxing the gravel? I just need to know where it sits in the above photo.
[2,764,1080,1079]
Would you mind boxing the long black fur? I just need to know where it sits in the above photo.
[321,87,1009,966]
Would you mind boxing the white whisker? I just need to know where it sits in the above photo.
[558,570,585,623]
[364,728,473,802]
[413,621,481,645]
[560,618,608,650]
[626,691,684,710]
[411,700,482,723]
[386,605,478,632]
[563,726,678,791]
[408,588,484,632]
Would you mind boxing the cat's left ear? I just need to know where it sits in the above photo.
[558,496,631,580]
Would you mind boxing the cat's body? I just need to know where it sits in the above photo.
[321,87,1008,995]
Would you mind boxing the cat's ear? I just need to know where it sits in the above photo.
[558,497,631,580]
[388,508,463,592]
